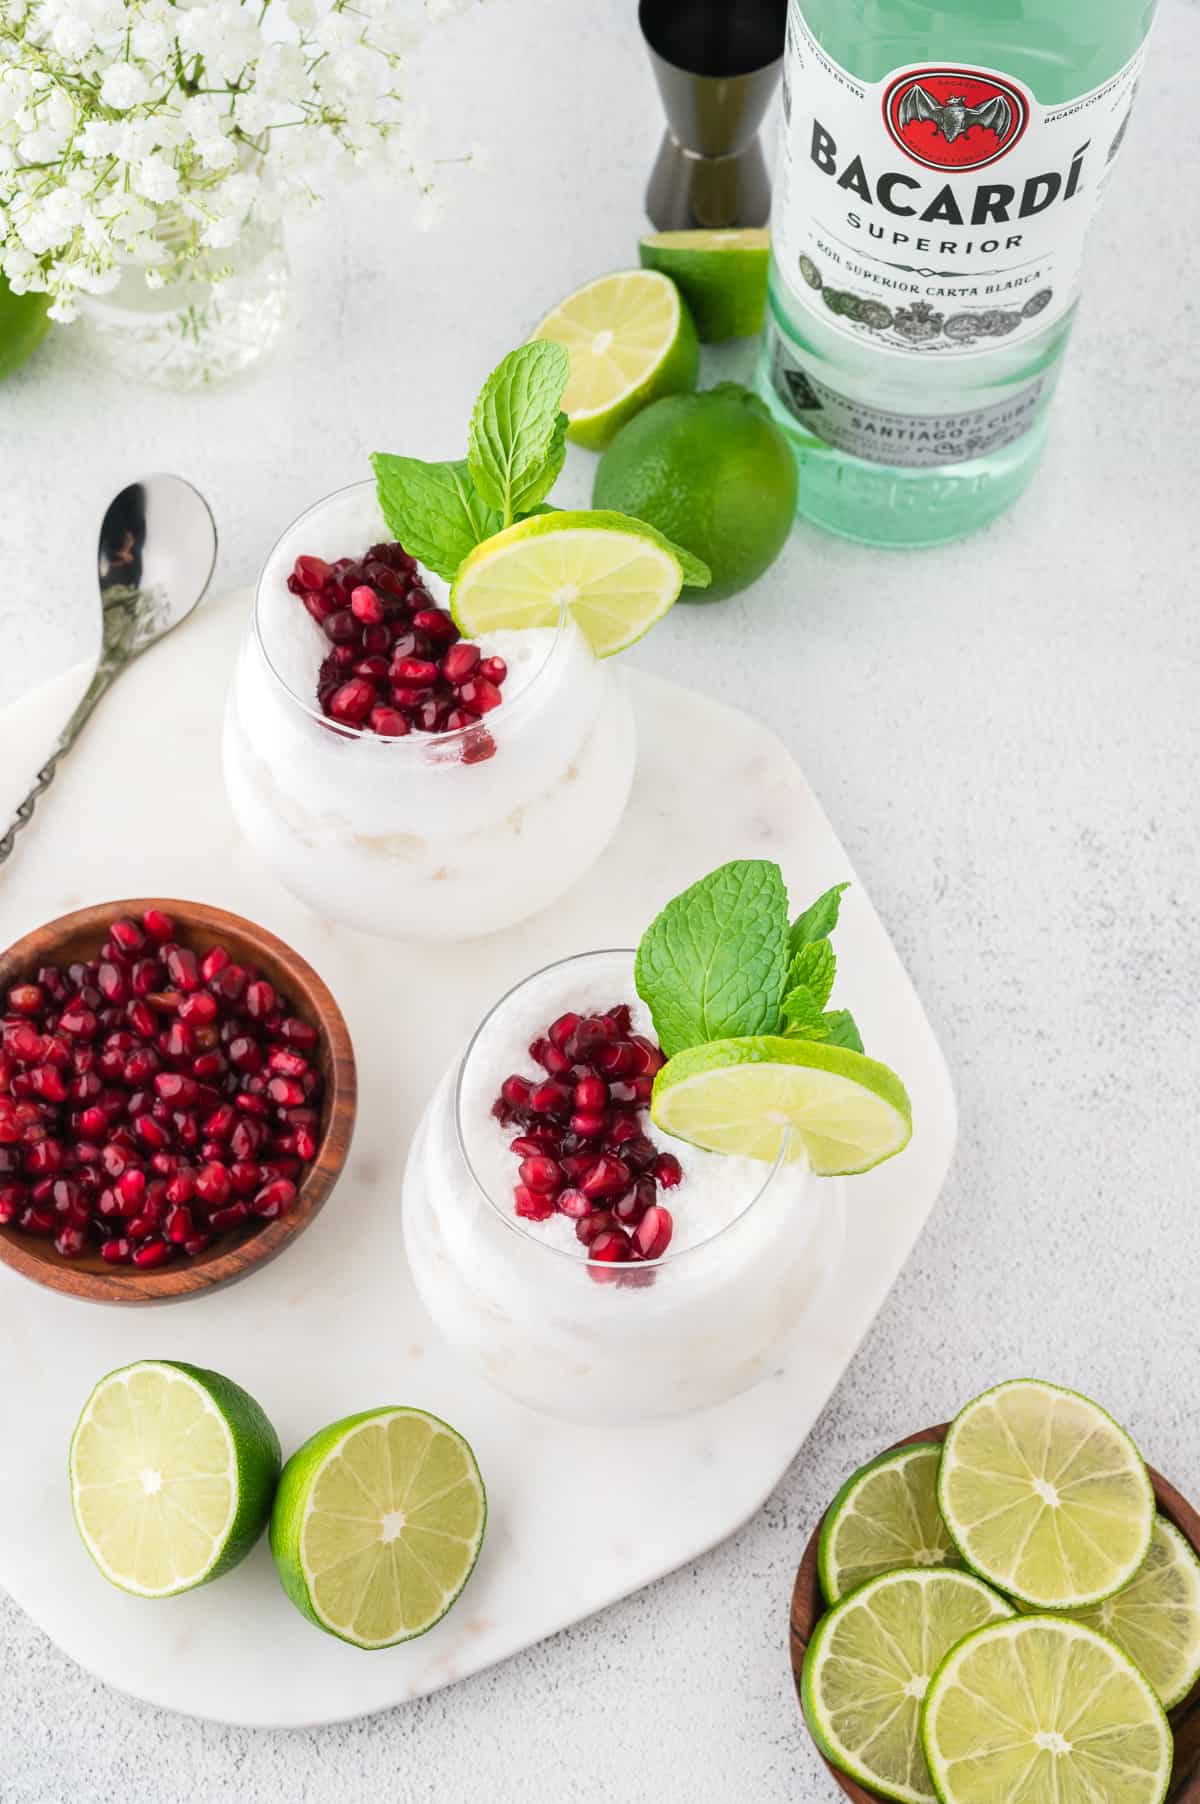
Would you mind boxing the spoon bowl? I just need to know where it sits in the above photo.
[0,475,216,866]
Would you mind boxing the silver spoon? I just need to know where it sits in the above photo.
[0,475,217,865]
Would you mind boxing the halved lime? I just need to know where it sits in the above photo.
[530,270,699,450]
[650,1035,912,1175]
[270,1407,486,1650]
[638,228,770,341]
[69,1359,280,1598]
[803,1568,1014,1804]
[1073,1515,1200,1709]
[819,1444,960,1604]
[938,1379,1154,1610]
[450,508,701,657]
[922,1615,1172,1804]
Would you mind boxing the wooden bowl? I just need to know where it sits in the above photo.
[790,1424,1200,1803]
[0,899,356,1304]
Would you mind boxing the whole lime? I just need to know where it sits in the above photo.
[592,383,797,601]
[0,276,51,381]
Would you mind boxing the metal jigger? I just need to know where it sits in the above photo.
[640,0,787,231]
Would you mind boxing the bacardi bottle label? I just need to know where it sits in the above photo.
[773,10,1145,360]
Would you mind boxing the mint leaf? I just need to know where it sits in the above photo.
[789,882,850,957]
[635,860,789,1058]
[371,453,501,583]
[468,342,570,526]
[820,1010,864,1053]
[788,938,835,1011]
[780,985,829,1039]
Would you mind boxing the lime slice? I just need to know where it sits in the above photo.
[69,1360,281,1598]
[819,1444,960,1604]
[638,229,770,341]
[530,270,699,450]
[803,1568,1014,1804]
[922,1615,1172,1804]
[450,508,694,657]
[650,1035,912,1176]
[1072,1515,1200,1709]
[270,1407,486,1649]
[938,1379,1154,1610]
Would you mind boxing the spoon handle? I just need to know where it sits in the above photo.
[0,665,116,867]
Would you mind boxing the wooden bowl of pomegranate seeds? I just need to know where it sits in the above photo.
[0,899,356,1304]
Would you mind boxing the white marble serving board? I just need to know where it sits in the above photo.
[0,586,955,1728]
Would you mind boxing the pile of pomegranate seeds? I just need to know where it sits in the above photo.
[0,909,323,1267]
[491,1004,683,1283]
[288,540,506,762]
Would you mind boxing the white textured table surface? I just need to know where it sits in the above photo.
[1,0,1198,1798]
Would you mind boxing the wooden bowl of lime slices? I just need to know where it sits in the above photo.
[789,1398,1200,1804]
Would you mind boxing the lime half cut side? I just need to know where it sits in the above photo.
[819,1443,960,1604]
[650,1035,912,1176]
[530,269,699,449]
[270,1407,486,1650]
[69,1359,281,1598]
[922,1615,1173,1804]
[450,509,691,657]
[1073,1515,1200,1709]
[802,1567,1014,1804]
[938,1378,1154,1610]
[638,228,770,340]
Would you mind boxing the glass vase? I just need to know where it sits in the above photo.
[78,217,288,391]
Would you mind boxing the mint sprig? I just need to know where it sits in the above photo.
[634,861,789,1059]
[468,341,569,526]
[372,339,710,595]
[370,455,502,584]
[636,862,862,1058]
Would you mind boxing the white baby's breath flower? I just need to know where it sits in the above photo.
[99,62,150,111]
[131,153,179,202]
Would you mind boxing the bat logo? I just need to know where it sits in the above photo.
[883,68,1028,171]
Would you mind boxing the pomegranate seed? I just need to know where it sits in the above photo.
[200,947,230,985]
[634,1205,673,1259]
[117,1168,146,1210]
[165,1204,194,1244]
[514,1184,555,1222]
[653,1154,683,1189]
[127,999,156,1038]
[456,676,503,714]
[574,1075,608,1111]
[4,1021,42,1062]
[183,1233,213,1257]
[557,1188,592,1219]
[588,1229,631,1264]
[529,1037,571,1076]
[132,1238,171,1268]
[209,963,248,1005]
[164,945,200,991]
[133,1113,170,1150]
[154,1072,198,1106]
[178,991,218,1025]
[195,1162,231,1206]
[510,1132,558,1158]
[529,1081,572,1118]
[500,1075,532,1113]
[442,642,481,684]
[266,1076,305,1107]
[614,1177,656,1226]
[580,1155,632,1199]
[253,1177,297,1219]
[569,1111,607,1140]
[28,1065,68,1102]
[54,1224,87,1257]
[109,918,145,955]
[518,1155,562,1195]
[294,554,331,589]
[229,1160,262,1196]
[209,1202,250,1233]
[350,584,385,624]
[329,678,377,725]
[576,1209,615,1246]
[165,1171,195,1206]
[280,1016,318,1050]
[479,655,507,684]
[7,983,44,1016]
[370,705,410,737]
[267,1047,307,1078]
[461,728,496,765]
[411,608,458,643]
[142,909,175,942]
[101,1237,132,1264]
[25,1139,64,1174]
